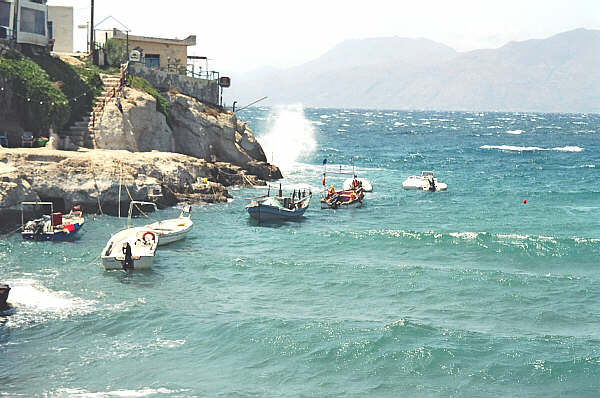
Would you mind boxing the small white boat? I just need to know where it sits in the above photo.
[101,227,159,270]
[145,205,193,246]
[342,177,373,192]
[402,171,447,191]
[101,201,161,270]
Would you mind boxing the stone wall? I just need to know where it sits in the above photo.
[128,63,219,105]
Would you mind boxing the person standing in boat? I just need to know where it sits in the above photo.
[122,242,133,269]
[428,176,436,191]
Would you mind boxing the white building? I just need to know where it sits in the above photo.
[47,5,72,52]
[0,0,50,47]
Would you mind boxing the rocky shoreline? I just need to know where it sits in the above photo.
[0,147,277,233]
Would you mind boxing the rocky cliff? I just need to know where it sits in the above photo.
[94,88,281,180]
[0,147,266,232]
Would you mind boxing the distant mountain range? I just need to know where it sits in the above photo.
[227,29,600,113]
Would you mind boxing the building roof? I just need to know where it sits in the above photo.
[111,29,196,46]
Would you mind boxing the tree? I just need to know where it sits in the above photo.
[105,38,127,67]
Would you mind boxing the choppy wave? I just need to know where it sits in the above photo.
[2,278,97,328]
[324,229,599,260]
[52,387,188,397]
[480,145,583,152]
[506,129,523,135]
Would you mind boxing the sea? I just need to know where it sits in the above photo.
[1,106,599,397]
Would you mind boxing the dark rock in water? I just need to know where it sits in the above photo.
[0,284,10,309]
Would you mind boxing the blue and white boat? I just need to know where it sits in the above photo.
[246,192,311,222]
[21,202,85,241]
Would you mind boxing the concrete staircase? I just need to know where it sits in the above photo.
[59,73,121,149]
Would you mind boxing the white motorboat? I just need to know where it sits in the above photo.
[144,205,193,246]
[402,171,447,191]
[101,227,159,270]
[342,177,373,192]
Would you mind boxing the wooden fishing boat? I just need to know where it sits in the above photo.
[320,186,364,209]
[21,202,85,241]
[0,283,10,310]
[144,204,193,246]
[247,191,311,222]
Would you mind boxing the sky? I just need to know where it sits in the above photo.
[48,0,600,75]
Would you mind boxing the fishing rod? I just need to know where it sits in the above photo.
[233,96,268,112]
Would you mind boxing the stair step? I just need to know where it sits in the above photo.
[68,127,89,134]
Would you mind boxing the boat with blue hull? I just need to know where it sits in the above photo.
[21,202,85,241]
[246,188,312,222]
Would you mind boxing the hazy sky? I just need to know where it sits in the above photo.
[48,0,600,74]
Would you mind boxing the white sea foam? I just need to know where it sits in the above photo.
[506,129,523,135]
[3,278,97,327]
[487,125,502,129]
[449,232,479,240]
[257,104,317,172]
[480,145,583,152]
[53,387,186,397]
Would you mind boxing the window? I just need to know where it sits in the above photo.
[20,6,45,35]
[145,54,160,68]
[0,1,10,28]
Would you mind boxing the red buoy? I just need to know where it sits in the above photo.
[523,199,527,204]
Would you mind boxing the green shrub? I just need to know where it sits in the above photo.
[0,52,70,131]
[127,75,171,126]
[21,48,103,126]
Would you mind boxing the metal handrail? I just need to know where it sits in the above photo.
[91,62,128,134]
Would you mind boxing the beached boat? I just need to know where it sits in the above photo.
[144,204,193,246]
[0,283,10,309]
[21,202,85,241]
[247,190,311,222]
[101,227,159,270]
[342,177,373,192]
[402,171,447,191]
[320,186,364,209]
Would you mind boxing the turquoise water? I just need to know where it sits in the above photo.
[1,108,599,397]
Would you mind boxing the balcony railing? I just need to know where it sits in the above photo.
[0,25,13,40]
[162,62,219,81]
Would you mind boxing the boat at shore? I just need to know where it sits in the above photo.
[144,204,193,246]
[321,186,364,209]
[21,202,85,241]
[0,283,10,309]
[402,171,447,191]
[246,187,312,222]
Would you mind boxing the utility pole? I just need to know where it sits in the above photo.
[90,0,94,54]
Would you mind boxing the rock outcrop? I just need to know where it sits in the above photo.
[94,87,175,152]
[0,147,265,232]
[93,88,282,181]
